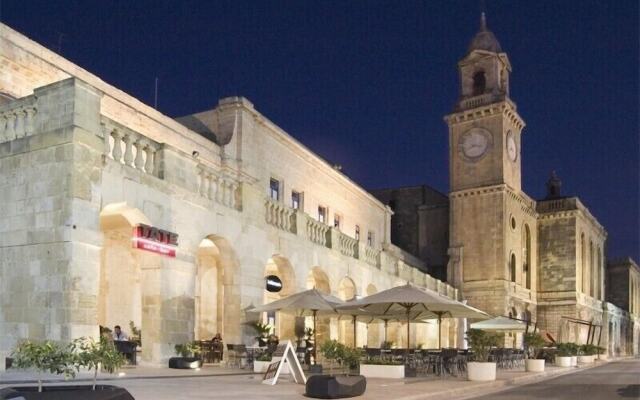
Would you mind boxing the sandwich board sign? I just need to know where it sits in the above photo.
[262,340,306,385]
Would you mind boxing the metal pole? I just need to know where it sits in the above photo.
[406,308,411,357]
[384,320,388,343]
[313,310,318,365]
[352,315,357,348]
[438,313,442,349]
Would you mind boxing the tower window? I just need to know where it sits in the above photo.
[510,253,517,283]
[472,71,486,96]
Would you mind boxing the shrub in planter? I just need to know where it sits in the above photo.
[72,336,126,391]
[319,340,360,375]
[11,341,77,393]
[360,359,404,379]
[170,341,202,369]
[555,343,573,367]
[466,329,502,382]
[524,333,547,372]
[578,344,602,364]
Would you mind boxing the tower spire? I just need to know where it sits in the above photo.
[480,12,487,32]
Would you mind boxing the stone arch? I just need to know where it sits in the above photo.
[306,267,332,349]
[337,277,358,346]
[306,267,331,295]
[195,234,241,344]
[509,252,517,283]
[472,70,486,95]
[263,255,297,340]
[589,240,595,298]
[98,202,157,362]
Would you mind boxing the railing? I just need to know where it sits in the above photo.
[102,120,160,177]
[197,164,239,210]
[458,93,493,110]
[265,198,295,233]
[337,232,358,258]
[363,245,380,268]
[537,198,577,213]
[306,218,330,247]
[0,95,37,143]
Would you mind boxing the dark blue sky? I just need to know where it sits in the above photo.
[3,0,638,261]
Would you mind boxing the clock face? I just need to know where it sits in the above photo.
[506,131,517,161]
[460,128,491,160]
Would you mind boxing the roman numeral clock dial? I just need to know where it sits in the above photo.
[459,127,492,161]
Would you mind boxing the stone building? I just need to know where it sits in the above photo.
[381,14,639,353]
[0,22,457,368]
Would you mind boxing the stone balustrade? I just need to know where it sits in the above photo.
[458,93,494,110]
[197,164,239,210]
[337,231,358,258]
[306,218,330,247]
[0,95,37,144]
[537,197,578,213]
[265,198,295,232]
[363,244,380,268]
[102,120,160,177]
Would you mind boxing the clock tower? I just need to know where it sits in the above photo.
[445,14,536,323]
[446,13,525,193]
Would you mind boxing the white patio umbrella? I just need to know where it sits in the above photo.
[470,316,527,332]
[337,283,490,351]
[249,288,344,363]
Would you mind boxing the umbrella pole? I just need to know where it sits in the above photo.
[438,313,442,349]
[406,307,410,358]
[352,315,357,348]
[313,310,318,365]
[384,320,388,343]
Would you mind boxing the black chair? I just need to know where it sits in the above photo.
[305,375,366,399]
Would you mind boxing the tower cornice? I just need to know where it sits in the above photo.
[444,99,525,131]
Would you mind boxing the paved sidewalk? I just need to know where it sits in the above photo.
[1,359,618,400]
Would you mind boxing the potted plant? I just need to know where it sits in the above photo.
[72,336,127,390]
[128,321,141,347]
[555,343,573,367]
[169,341,203,369]
[249,321,272,347]
[466,329,502,381]
[578,344,598,364]
[567,342,579,366]
[319,340,360,375]
[524,332,547,372]
[6,339,134,399]
[360,358,405,379]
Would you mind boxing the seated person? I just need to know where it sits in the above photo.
[211,333,224,362]
[113,325,129,341]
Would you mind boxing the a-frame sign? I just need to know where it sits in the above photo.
[261,340,306,385]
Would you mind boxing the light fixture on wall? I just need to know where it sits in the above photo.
[192,150,200,159]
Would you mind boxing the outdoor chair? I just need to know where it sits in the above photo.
[212,341,224,363]
[440,348,460,377]
[232,344,248,368]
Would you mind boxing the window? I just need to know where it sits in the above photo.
[367,231,374,247]
[472,71,486,95]
[269,178,280,201]
[523,224,531,289]
[355,225,360,241]
[291,191,302,210]
[318,206,327,224]
[334,214,342,230]
[510,253,516,283]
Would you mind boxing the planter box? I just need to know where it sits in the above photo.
[467,362,496,382]
[168,357,203,369]
[254,360,290,374]
[525,359,545,372]
[555,356,572,367]
[0,385,134,400]
[571,356,577,366]
[577,355,594,364]
[359,364,404,379]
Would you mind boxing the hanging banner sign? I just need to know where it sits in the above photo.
[132,224,178,257]
[262,340,306,385]
[265,275,283,293]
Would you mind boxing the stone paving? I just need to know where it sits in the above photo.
[0,360,618,400]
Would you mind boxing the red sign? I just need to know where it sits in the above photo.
[132,224,178,257]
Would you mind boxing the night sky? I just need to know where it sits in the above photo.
[2,1,638,261]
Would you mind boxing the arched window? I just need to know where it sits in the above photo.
[510,253,516,283]
[522,224,531,289]
[472,71,486,95]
